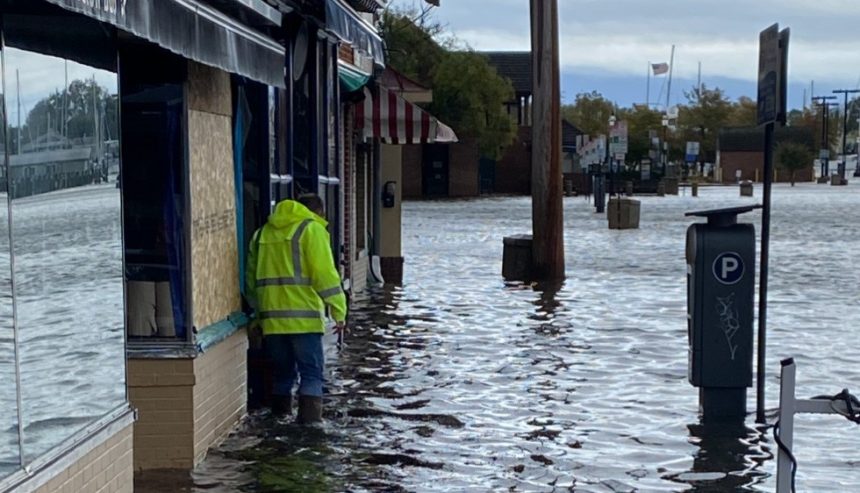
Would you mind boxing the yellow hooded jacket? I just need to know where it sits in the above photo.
[246,200,347,335]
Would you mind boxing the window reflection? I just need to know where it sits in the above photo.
[4,45,125,462]
[0,45,22,480]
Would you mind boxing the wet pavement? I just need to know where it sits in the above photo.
[138,183,860,492]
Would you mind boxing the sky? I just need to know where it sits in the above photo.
[4,46,117,129]
[390,0,860,110]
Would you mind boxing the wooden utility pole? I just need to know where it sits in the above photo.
[530,0,565,280]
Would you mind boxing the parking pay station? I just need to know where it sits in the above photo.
[686,205,759,420]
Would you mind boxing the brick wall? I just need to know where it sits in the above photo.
[343,104,353,280]
[34,422,133,493]
[449,139,480,197]
[193,330,248,464]
[495,126,531,194]
[352,252,368,293]
[128,329,248,470]
[720,151,815,183]
[128,359,196,470]
[402,144,422,199]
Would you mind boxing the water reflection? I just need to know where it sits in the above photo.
[4,43,125,462]
[0,44,21,479]
[671,420,771,491]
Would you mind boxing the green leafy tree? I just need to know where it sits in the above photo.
[379,8,447,86]
[775,141,814,186]
[380,9,516,159]
[788,107,839,153]
[430,52,516,159]
[680,84,733,165]
[728,96,758,127]
[561,91,615,138]
[12,78,116,153]
[617,105,662,165]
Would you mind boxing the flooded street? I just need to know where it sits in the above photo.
[141,183,860,492]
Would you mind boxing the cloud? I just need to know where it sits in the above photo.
[392,0,860,89]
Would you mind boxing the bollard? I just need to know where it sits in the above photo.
[624,180,634,196]
[502,235,533,281]
[608,198,640,230]
[594,175,606,213]
[691,181,699,197]
[564,179,574,196]
[685,205,758,420]
[739,181,753,197]
[657,180,666,197]
[607,198,619,229]
[664,177,680,195]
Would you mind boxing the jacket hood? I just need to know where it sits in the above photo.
[268,200,328,229]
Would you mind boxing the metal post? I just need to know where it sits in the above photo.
[832,89,860,180]
[812,96,837,178]
[776,358,857,492]
[662,124,668,176]
[756,121,774,424]
[776,358,797,493]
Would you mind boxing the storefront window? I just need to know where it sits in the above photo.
[120,44,189,343]
[3,20,125,462]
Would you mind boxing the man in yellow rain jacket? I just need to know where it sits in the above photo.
[246,195,347,423]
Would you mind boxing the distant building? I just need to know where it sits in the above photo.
[717,126,815,183]
[402,51,579,198]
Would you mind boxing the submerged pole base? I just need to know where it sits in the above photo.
[699,387,747,421]
[502,235,534,281]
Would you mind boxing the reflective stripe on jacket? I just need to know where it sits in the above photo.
[246,200,347,335]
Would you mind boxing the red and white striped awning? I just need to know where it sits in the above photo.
[355,86,458,145]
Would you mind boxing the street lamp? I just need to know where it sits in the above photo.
[608,114,616,196]
[812,95,838,178]
[833,89,860,180]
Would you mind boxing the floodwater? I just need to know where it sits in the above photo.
[0,184,125,475]
[139,183,860,492]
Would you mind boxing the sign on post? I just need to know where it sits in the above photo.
[609,121,628,156]
[757,24,780,125]
[713,252,745,285]
[757,24,789,126]
[686,141,700,162]
[641,160,651,181]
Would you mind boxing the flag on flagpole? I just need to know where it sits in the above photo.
[652,62,669,75]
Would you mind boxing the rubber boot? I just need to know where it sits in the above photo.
[272,394,292,417]
[296,395,323,424]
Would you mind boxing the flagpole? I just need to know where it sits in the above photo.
[666,45,675,109]
[646,61,651,108]
[697,61,702,96]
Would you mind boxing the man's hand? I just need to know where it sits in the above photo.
[333,321,348,336]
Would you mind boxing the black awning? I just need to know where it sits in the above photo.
[325,0,384,67]
[42,0,286,88]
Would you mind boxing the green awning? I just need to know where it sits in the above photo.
[339,63,371,93]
